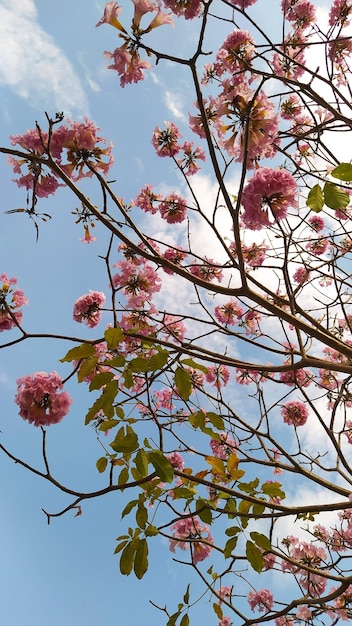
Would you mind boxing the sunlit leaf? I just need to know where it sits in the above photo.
[246,540,264,573]
[120,540,138,576]
[331,162,352,182]
[149,450,174,483]
[306,184,324,212]
[104,327,124,350]
[96,456,108,473]
[60,343,96,363]
[134,538,148,579]
[175,367,192,400]
[323,182,350,210]
[250,531,271,551]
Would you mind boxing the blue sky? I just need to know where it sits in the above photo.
[0,0,342,624]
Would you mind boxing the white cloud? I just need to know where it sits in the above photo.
[0,0,88,116]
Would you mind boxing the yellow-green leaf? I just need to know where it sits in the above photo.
[134,538,148,579]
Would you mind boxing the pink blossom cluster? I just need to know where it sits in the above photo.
[135,184,188,223]
[73,291,106,327]
[241,167,298,230]
[169,515,214,563]
[97,2,173,86]
[210,432,237,459]
[205,365,230,389]
[281,537,328,597]
[0,273,28,332]
[166,451,184,470]
[152,122,205,174]
[281,400,309,426]
[15,371,72,427]
[162,0,203,20]
[247,588,274,613]
[112,257,161,308]
[9,119,113,197]
[215,300,244,326]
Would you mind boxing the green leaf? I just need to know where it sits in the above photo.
[110,427,139,454]
[60,343,96,363]
[118,467,129,486]
[89,371,114,391]
[180,615,189,626]
[206,412,224,430]
[225,526,241,537]
[181,358,208,374]
[224,536,238,558]
[121,500,138,519]
[213,603,223,620]
[145,524,159,537]
[175,367,192,401]
[252,502,266,517]
[331,162,352,182]
[238,478,259,494]
[98,418,119,432]
[96,457,108,473]
[101,380,119,418]
[77,356,98,383]
[148,350,169,370]
[306,184,324,212]
[167,612,181,626]
[246,540,264,573]
[136,503,148,529]
[262,482,285,499]
[106,354,125,368]
[148,450,174,483]
[135,449,149,477]
[323,182,350,210]
[120,540,138,576]
[188,410,206,429]
[183,584,191,605]
[134,538,148,579]
[196,500,213,524]
[104,327,124,350]
[250,531,271,551]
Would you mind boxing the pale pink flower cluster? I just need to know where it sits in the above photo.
[162,247,188,274]
[281,400,309,426]
[0,273,28,332]
[189,258,223,283]
[279,367,313,388]
[281,0,316,30]
[162,0,203,20]
[210,432,237,459]
[153,388,175,410]
[282,537,328,597]
[215,300,244,325]
[15,371,72,427]
[241,167,298,230]
[112,257,161,308]
[271,33,307,81]
[9,119,113,197]
[73,291,106,327]
[135,184,188,223]
[205,365,230,389]
[97,2,173,86]
[247,588,274,613]
[152,123,205,174]
[329,0,352,27]
[161,314,186,342]
[166,451,184,470]
[169,516,214,563]
[293,266,310,284]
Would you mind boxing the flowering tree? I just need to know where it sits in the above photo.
[2,0,352,624]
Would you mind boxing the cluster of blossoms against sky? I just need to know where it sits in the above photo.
[4,1,352,624]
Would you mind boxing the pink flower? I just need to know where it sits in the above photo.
[308,215,325,231]
[131,0,157,27]
[293,267,310,284]
[241,167,298,230]
[73,291,106,327]
[104,47,152,86]
[80,225,97,244]
[217,29,255,74]
[281,400,309,426]
[162,247,188,274]
[210,432,237,459]
[135,185,161,214]
[169,516,214,563]
[0,274,28,332]
[166,451,184,470]
[159,193,187,223]
[215,300,243,325]
[152,121,181,157]
[247,588,274,613]
[306,237,329,255]
[176,141,206,175]
[343,420,352,444]
[206,365,230,389]
[96,1,126,31]
[189,258,223,283]
[15,371,72,427]
[163,0,203,20]
[329,0,352,27]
